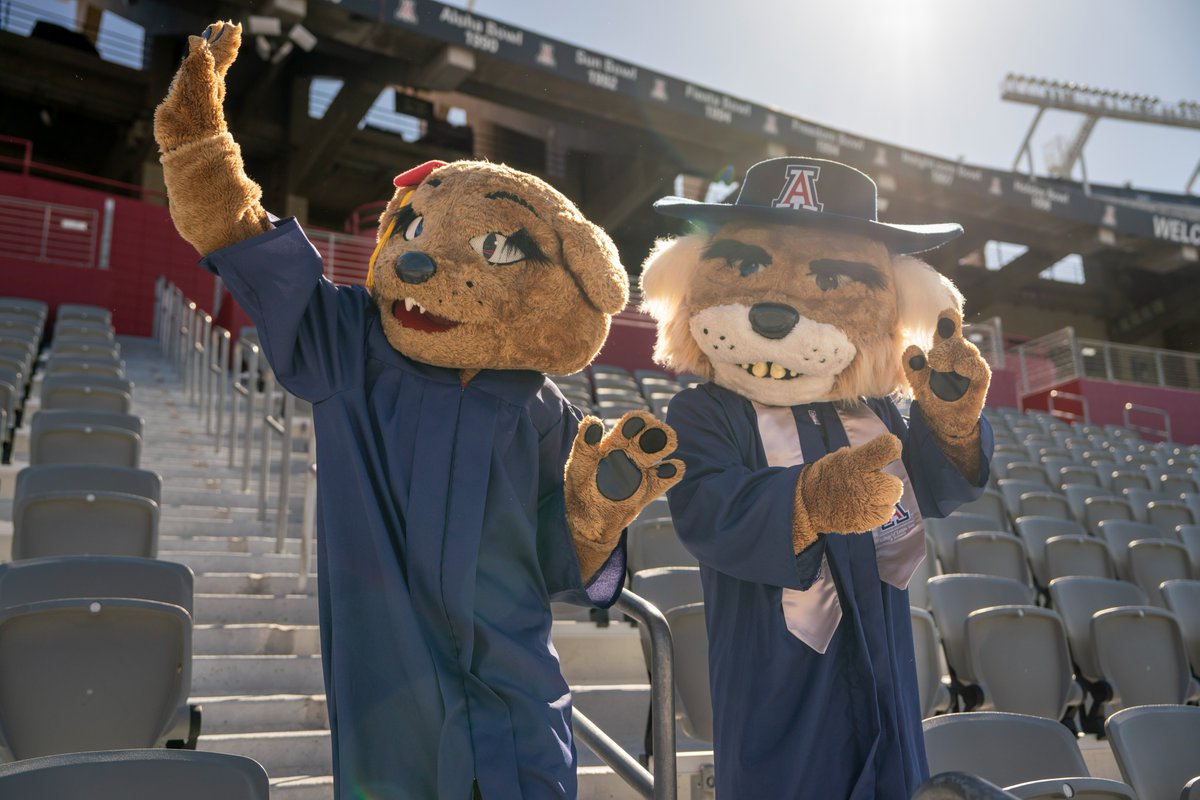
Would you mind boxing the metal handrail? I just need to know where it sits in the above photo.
[298,428,317,593]
[228,339,261,491]
[1123,402,1173,442]
[257,370,298,553]
[573,589,677,800]
[1047,389,1090,424]
[208,326,231,447]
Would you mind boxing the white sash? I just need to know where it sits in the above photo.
[754,402,925,654]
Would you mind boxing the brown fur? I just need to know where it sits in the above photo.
[792,433,904,551]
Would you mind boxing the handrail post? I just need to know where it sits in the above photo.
[298,428,317,592]
[212,327,230,448]
[240,345,259,492]
[275,391,295,554]
[1066,326,1083,380]
[259,371,276,521]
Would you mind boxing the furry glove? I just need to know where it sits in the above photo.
[153,21,271,255]
[791,433,904,553]
[903,308,991,484]
[565,411,684,581]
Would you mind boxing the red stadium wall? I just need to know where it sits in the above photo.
[1023,378,1200,445]
[0,172,216,336]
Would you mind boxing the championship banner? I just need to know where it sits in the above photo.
[327,0,1200,248]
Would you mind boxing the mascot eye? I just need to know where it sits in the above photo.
[732,258,767,277]
[403,215,425,240]
[470,232,528,265]
[814,272,849,291]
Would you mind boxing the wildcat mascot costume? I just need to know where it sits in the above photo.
[641,157,994,798]
[154,22,683,800]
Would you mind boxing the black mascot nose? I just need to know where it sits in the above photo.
[394,251,437,284]
[748,303,800,340]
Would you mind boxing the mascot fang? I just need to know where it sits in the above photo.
[641,157,994,799]
[154,21,683,799]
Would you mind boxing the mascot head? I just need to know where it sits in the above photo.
[366,160,629,375]
[640,157,964,406]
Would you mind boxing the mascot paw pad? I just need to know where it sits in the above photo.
[589,412,681,502]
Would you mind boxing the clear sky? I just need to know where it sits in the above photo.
[448,0,1200,195]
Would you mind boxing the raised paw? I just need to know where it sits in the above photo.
[593,412,680,501]
[904,308,990,423]
[153,20,242,154]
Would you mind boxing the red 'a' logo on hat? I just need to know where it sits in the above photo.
[773,165,823,212]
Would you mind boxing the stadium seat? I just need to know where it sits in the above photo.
[951,489,1008,530]
[908,534,939,609]
[923,712,1135,799]
[1018,491,1072,521]
[925,514,1002,573]
[1044,535,1116,582]
[0,297,48,322]
[964,605,1078,719]
[53,321,115,343]
[1063,484,1105,522]
[999,479,1055,519]
[1083,496,1134,535]
[1092,605,1193,709]
[0,597,191,760]
[40,374,133,414]
[1014,516,1088,588]
[0,556,193,615]
[1004,462,1050,486]
[0,750,268,800]
[665,602,712,742]
[1105,705,1200,800]
[1095,519,1165,580]
[1126,539,1191,606]
[44,355,125,380]
[927,574,1034,708]
[910,607,951,717]
[1177,524,1200,574]
[30,409,142,467]
[636,496,670,524]
[1146,500,1195,536]
[1122,488,1175,522]
[954,532,1031,586]
[49,339,121,361]
[1161,579,1200,676]
[0,316,40,341]
[1108,470,1151,495]
[1160,474,1200,497]
[1057,465,1101,490]
[627,517,697,574]
[57,304,112,326]
[12,465,161,560]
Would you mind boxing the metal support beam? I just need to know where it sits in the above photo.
[287,68,387,196]
[1011,106,1045,175]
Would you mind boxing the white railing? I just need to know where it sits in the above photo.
[0,194,99,267]
[1010,326,1200,394]
[308,229,375,287]
[963,316,1006,369]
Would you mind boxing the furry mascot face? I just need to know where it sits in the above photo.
[367,160,629,375]
[641,158,963,406]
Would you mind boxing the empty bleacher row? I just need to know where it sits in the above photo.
[2,285,1198,798]
[0,296,270,797]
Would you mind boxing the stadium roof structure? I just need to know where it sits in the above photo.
[2,0,1198,349]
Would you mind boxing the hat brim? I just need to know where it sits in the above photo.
[653,197,963,255]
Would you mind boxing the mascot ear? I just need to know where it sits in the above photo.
[640,234,712,377]
[893,255,964,348]
[558,212,629,315]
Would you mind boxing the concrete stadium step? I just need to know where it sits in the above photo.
[193,623,321,656]
[198,729,332,778]
[158,551,305,573]
[160,535,307,556]
[195,593,318,625]
[195,572,317,595]
[553,621,646,685]
[193,693,328,734]
[270,775,333,800]
[191,654,325,695]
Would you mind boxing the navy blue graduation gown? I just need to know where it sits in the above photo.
[666,382,992,799]
[201,219,625,800]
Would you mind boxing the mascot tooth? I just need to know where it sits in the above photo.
[153,21,683,799]
[641,157,994,799]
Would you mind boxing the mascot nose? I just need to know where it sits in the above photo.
[748,303,800,339]
[394,251,437,284]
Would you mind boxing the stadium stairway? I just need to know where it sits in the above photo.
[0,335,709,799]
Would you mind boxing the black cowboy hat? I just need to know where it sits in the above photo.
[654,157,962,255]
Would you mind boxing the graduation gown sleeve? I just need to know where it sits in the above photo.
[666,386,824,590]
[199,217,369,403]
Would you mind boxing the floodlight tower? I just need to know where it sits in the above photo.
[1002,74,1200,194]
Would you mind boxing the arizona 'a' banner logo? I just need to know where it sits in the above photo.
[879,501,912,532]
[772,165,823,211]
[394,0,418,24]
[536,42,557,67]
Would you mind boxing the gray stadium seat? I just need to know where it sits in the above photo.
[1005,463,1051,486]
[1018,490,1071,521]
[1146,500,1195,536]
[952,489,1008,530]
[0,597,191,760]
[628,517,697,574]
[1063,485,1106,522]
[925,514,1002,573]
[1044,534,1116,582]
[1014,516,1088,587]
[908,534,939,609]
[53,322,115,343]
[44,355,125,380]
[57,304,112,326]
[30,410,142,467]
[911,607,951,717]
[965,605,1077,719]
[665,602,712,742]
[0,298,48,322]
[1092,605,1192,709]
[1160,474,1200,497]
[1108,470,1151,494]
[12,465,161,560]
[1105,705,1200,800]
[955,532,1031,586]
[1083,496,1134,535]
[1161,579,1200,676]
[1177,525,1200,575]
[1047,576,1148,685]
[1058,465,1102,490]
[40,374,133,414]
[636,496,670,525]
[49,339,120,361]
[0,556,193,616]
[0,750,268,800]
[629,566,703,671]
[1095,519,1164,580]
[923,712,1135,799]
[1126,539,1191,606]
[927,574,1034,705]
[999,479,1052,519]
[1123,488,1175,522]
